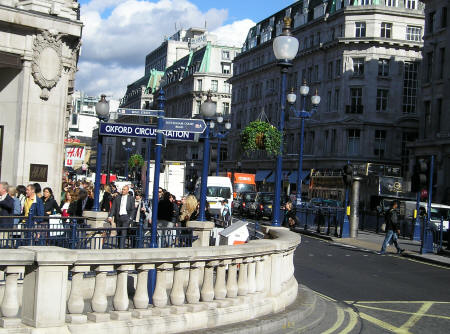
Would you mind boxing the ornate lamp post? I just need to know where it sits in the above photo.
[93,94,110,211]
[210,115,231,176]
[121,138,136,180]
[198,91,217,221]
[271,17,299,226]
[286,82,321,206]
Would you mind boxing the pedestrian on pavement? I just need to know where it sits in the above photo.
[42,187,61,216]
[221,199,231,227]
[380,201,404,255]
[108,185,136,249]
[16,185,26,214]
[33,183,42,198]
[170,194,180,227]
[283,201,298,230]
[0,182,15,246]
[158,191,174,227]
[101,184,113,212]
[179,195,198,226]
[68,188,93,218]
[315,208,325,233]
[24,183,44,240]
[60,191,74,217]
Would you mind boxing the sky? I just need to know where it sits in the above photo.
[76,0,295,100]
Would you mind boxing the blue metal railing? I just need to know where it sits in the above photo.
[0,216,197,249]
[295,205,345,237]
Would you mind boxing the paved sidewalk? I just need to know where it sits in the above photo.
[295,228,450,267]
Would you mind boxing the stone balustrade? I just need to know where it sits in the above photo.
[0,226,300,334]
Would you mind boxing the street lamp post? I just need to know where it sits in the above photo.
[93,94,110,211]
[287,83,321,206]
[272,17,299,226]
[211,115,231,176]
[121,138,136,180]
[198,91,217,221]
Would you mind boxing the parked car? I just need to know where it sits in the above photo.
[249,192,289,220]
[240,192,257,217]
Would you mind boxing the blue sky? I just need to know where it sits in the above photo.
[76,0,295,99]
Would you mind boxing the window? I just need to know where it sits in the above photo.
[424,101,431,133]
[302,69,306,82]
[211,80,218,92]
[197,79,202,91]
[439,48,445,80]
[355,22,366,37]
[401,132,418,175]
[376,89,388,112]
[224,82,231,94]
[314,65,319,82]
[405,0,416,9]
[402,62,419,113]
[327,61,333,80]
[426,51,433,82]
[352,58,365,76]
[378,59,390,76]
[327,91,332,112]
[334,89,340,111]
[222,50,230,60]
[191,147,199,160]
[307,67,312,83]
[71,113,78,125]
[442,7,448,28]
[381,22,392,38]
[361,0,371,4]
[195,101,201,114]
[437,98,442,133]
[222,102,230,115]
[222,63,231,74]
[406,26,421,41]
[374,130,386,158]
[331,28,335,40]
[324,130,329,153]
[331,129,337,153]
[349,87,363,113]
[347,129,361,156]
[428,11,436,33]
[335,59,341,76]
[385,0,397,7]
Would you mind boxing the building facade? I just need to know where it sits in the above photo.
[0,0,82,196]
[229,0,424,191]
[410,0,450,204]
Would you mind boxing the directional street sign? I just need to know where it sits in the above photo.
[163,118,206,133]
[99,122,196,142]
[117,108,164,117]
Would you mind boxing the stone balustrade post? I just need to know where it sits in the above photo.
[20,247,75,328]
[214,260,228,300]
[152,263,172,308]
[201,260,218,302]
[66,265,90,324]
[255,256,265,293]
[133,264,154,310]
[226,259,238,298]
[246,257,256,294]
[88,265,114,322]
[237,258,248,296]
[186,221,214,247]
[269,253,282,297]
[0,266,22,328]
[111,264,134,320]
[186,262,204,304]
[170,262,189,306]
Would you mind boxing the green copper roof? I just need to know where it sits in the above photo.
[146,69,164,93]
[199,42,211,73]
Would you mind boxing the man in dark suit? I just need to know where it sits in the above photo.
[108,185,135,248]
[0,182,14,246]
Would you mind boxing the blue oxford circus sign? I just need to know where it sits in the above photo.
[99,122,196,141]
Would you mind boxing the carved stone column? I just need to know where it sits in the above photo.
[0,266,22,328]
[66,265,90,324]
[170,262,189,306]
[152,263,172,308]
[133,264,154,309]
[214,260,228,300]
[111,264,134,320]
[255,256,264,292]
[201,260,218,302]
[246,257,256,294]
[226,259,238,298]
[237,258,248,296]
[88,265,113,322]
[186,262,204,304]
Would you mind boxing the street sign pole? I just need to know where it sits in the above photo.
[421,155,434,254]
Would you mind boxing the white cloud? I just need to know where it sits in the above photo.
[76,0,254,99]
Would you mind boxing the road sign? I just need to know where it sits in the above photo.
[163,118,206,133]
[117,108,164,117]
[99,122,196,141]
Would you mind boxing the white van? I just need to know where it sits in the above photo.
[195,176,233,216]
[404,200,450,234]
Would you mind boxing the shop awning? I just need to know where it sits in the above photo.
[266,170,290,183]
[255,170,272,182]
[289,170,310,184]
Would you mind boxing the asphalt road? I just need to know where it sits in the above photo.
[293,235,450,333]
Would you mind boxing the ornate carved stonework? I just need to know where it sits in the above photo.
[31,30,63,100]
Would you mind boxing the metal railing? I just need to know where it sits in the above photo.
[295,205,345,237]
[0,216,197,249]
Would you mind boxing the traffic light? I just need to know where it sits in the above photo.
[411,159,428,192]
[342,164,353,187]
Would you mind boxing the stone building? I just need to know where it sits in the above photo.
[0,0,82,197]
[229,0,424,191]
[409,0,450,204]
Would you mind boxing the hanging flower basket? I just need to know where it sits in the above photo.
[128,154,144,169]
[240,121,282,156]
